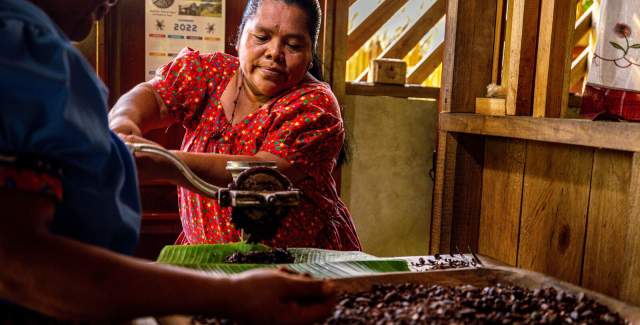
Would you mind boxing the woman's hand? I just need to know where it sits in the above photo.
[121,134,180,184]
[227,268,336,325]
[109,115,143,137]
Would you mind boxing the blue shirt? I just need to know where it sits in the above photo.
[0,0,141,254]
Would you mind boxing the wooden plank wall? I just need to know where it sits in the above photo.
[476,138,640,305]
[517,142,592,285]
[434,0,640,308]
[478,138,525,265]
[431,0,498,255]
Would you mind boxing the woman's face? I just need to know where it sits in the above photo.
[238,0,314,99]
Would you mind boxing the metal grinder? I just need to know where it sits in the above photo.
[126,143,300,243]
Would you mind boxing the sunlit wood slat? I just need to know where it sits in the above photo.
[505,0,541,116]
[355,0,445,82]
[407,41,444,84]
[570,46,589,88]
[347,0,409,58]
[573,6,593,48]
[491,0,506,84]
[380,0,445,59]
[532,0,577,118]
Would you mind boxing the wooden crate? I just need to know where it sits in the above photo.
[154,263,640,324]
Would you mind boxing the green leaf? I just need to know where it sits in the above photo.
[156,244,410,278]
[610,41,626,52]
[157,243,272,265]
[630,44,640,49]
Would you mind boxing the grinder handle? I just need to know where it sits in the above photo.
[125,142,222,198]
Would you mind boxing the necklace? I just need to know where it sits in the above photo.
[229,71,243,126]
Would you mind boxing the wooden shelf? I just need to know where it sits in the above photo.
[439,113,640,152]
[346,82,440,99]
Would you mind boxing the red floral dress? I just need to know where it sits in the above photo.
[150,48,361,250]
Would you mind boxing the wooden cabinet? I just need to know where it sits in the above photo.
[433,0,640,306]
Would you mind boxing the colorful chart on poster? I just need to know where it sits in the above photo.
[145,0,225,81]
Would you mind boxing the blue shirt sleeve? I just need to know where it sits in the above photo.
[0,2,141,255]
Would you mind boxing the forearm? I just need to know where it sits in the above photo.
[172,151,262,188]
[169,151,302,193]
[109,82,172,134]
[1,231,238,320]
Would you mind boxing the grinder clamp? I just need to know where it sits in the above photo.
[126,143,301,243]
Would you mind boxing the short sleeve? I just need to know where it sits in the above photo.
[149,48,221,128]
[260,85,344,174]
[0,6,142,254]
[0,155,63,202]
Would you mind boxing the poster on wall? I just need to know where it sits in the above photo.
[145,0,225,81]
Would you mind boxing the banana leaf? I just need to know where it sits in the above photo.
[156,243,409,278]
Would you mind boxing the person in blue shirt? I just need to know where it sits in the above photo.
[0,0,335,323]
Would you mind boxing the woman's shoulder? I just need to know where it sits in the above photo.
[275,79,340,114]
[171,48,239,69]
[203,52,239,67]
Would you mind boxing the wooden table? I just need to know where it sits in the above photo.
[137,255,640,324]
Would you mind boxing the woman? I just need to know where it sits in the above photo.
[110,0,361,250]
[0,0,335,323]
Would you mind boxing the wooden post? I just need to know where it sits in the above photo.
[319,0,336,84]
[330,0,349,102]
[430,131,457,253]
[532,0,577,118]
[505,0,541,116]
[433,0,498,253]
[491,0,506,84]
[440,0,499,113]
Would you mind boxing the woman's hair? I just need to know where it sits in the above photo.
[236,0,324,81]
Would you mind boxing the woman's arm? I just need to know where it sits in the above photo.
[0,188,334,322]
[108,82,173,136]
[122,134,306,191]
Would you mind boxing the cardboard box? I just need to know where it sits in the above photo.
[368,58,407,85]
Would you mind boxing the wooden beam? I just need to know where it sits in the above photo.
[346,82,439,99]
[331,0,349,101]
[505,0,541,116]
[491,0,506,83]
[430,131,457,253]
[346,0,409,59]
[441,0,499,113]
[349,0,357,7]
[573,5,593,48]
[450,134,485,253]
[320,0,336,84]
[356,0,445,81]
[440,113,640,152]
[570,47,589,89]
[406,42,444,84]
[533,0,577,117]
[500,0,515,87]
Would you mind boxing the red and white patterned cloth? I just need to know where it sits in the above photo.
[150,48,361,250]
[582,1,640,120]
